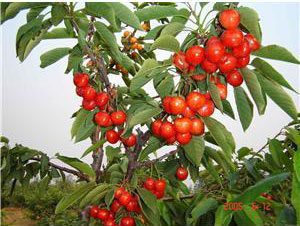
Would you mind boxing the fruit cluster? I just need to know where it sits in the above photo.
[143,178,166,199]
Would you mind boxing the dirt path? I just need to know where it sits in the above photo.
[1,207,36,226]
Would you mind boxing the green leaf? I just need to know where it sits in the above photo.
[252,45,300,64]
[79,184,111,208]
[105,188,115,207]
[137,188,158,215]
[252,58,296,92]
[151,35,180,52]
[234,87,253,131]
[40,154,49,177]
[237,147,251,160]
[208,82,223,112]
[183,136,205,167]
[144,25,165,40]
[190,197,218,222]
[55,182,96,214]
[242,205,264,226]
[109,3,142,30]
[65,45,82,74]
[40,47,70,68]
[27,6,47,22]
[71,109,89,139]
[43,28,75,39]
[51,4,66,26]
[213,3,228,12]
[238,6,261,42]
[106,146,121,162]
[160,22,184,37]
[0,136,9,144]
[256,72,297,120]
[294,151,300,181]
[222,100,235,119]
[292,174,300,225]
[81,140,106,159]
[135,6,177,21]
[75,110,97,143]
[241,67,266,115]
[171,8,190,24]
[139,136,161,161]
[57,155,95,179]
[127,106,162,128]
[153,72,174,98]
[214,205,232,226]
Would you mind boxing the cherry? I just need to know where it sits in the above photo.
[131,52,137,59]
[121,217,136,226]
[162,96,173,114]
[76,87,84,97]
[111,111,126,125]
[104,219,116,226]
[244,33,260,51]
[97,209,109,221]
[221,29,244,48]
[172,51,189,73]
[176,167,188,180]
[73,73,89,87]
[192,73,207,81]
[166,136,176,144]
[126,200,138,212]
[197,100,215,117]
[122,134,137,147]
[176,133,192,145]
[205,39,225,63]
[137,44,143,51]
[186,92,206,111]
[155,179,166,191]
[123,31,130,37]
[130,37,137,44]
[95,112,111,127]
[218,53,237,73]
[154,190,164,199]
[95,92,109,108]
[107,211,114,220]
[201,59,218,73]
[152,120,163,137]
[206,36,219,46]
[160,121,176,139]
[204,92,211,100]
[82,86,96,101]
[210,76,220,84]
[119,191,132,206]
[174,117,192,134]
[82,99,96,111]
[226,69,243,86]
[90,206,99,218]
[232,40,250,58]
[216,83,228,100]
[185,46,205,65]
[114,187,125,199]
[106,130,120,144]
[111,200,121,213]
[236,55,250,68]
[219,9,240,29]
[144,177,155,190]
[169,96,186,114]
[182,106,195,118]
[190,118,205,135]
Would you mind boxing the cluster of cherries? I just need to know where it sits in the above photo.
[143,178,167,199]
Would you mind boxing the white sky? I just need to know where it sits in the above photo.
[1,2,299,167]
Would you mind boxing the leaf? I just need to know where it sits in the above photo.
[252,45,300,64]
[213,3,227,12]
[256,72,297,120]
[109,3,142,30]
[43,28,75,39]
[127,106,162,128]
[238,6,261,42]
[208,82,223,112]
[222,100,235,119]
[106,146,121,162]
[160,22,184,37]
[137,188,158,214]
[241,205,264,226]
[79,184,111,208]
[214,205,232,226]
[241,67,266,115]
[105,188,115,207]
[252,58,296,92]
[57,155,95,179]
[135,6,177,21]
[81,140,106,159]
[40,154,49,177]
[292,174,300,225]
[139,136,161,161]
[268,139,284,168]
[71,109,89,139]
[237,147,251,160]
[153,72,174,98]
[40,47,70,68]
[27,6,47,22]
[55,182,96,214]
[75,110,97,143]
[51,4,66,26]
[190,197,218,222]
[183,136,205,167]
[151,35,180,52]
[171,8,190,25]
[234,87,253,131]
[144,25,166,40]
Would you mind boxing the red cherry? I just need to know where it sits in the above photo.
[204,92,211,100]
[206,36,219,46]
[192,73,207,81]
[172,51,189,73]
[205,40,225,63]
[82,86,96,101]
[169,96,186,114]
[267,195,273,200]
[152,120,163,137]
[182,106,195,118]
[160,121,176,139]
[176,133,192,145]
[82,99,96,111]
[154,190,164,199]
[176,167,188,180]
[197,100,215,117]
[201,59,218,73]
[232,40,250,58]
[111,111,126,125]
[97,209,109,221]
[188,64,196,74]
[226,69,243,86]
[119,191,132,206]
[95,92,109,108]
[95,112,111,127]
[218,53,237,73]
[107,211,114,220]
[114,187,125,199]
[163,96,173,114]
[244,33,260,51]
[144,178,155,190]
[186,92,206,111]
[73,73,89,87]
[190,118,205,135]
[236,55,250,68]
[221,29,244,48]
[122,134,137,147]
[126,200,138,212]
[111,200,121,213]
[174,117,192,134]
[166,136,176,144]
[155,179,166,191]
[131,52,137,58]
[106,130,120,144]
[216,83,227,100]
[104,219,116,226]
[185,46,205,65]
[76,87,84,97]
[219,9,240,29]
[120,217,136,226]
[90,206,99,218]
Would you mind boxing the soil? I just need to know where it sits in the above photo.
[1,207,36,226]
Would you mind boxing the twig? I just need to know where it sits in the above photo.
[137,149,180,168]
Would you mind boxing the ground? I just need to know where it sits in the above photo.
[1,207,36,226]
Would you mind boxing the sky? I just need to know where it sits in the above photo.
[1,2,299,167]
